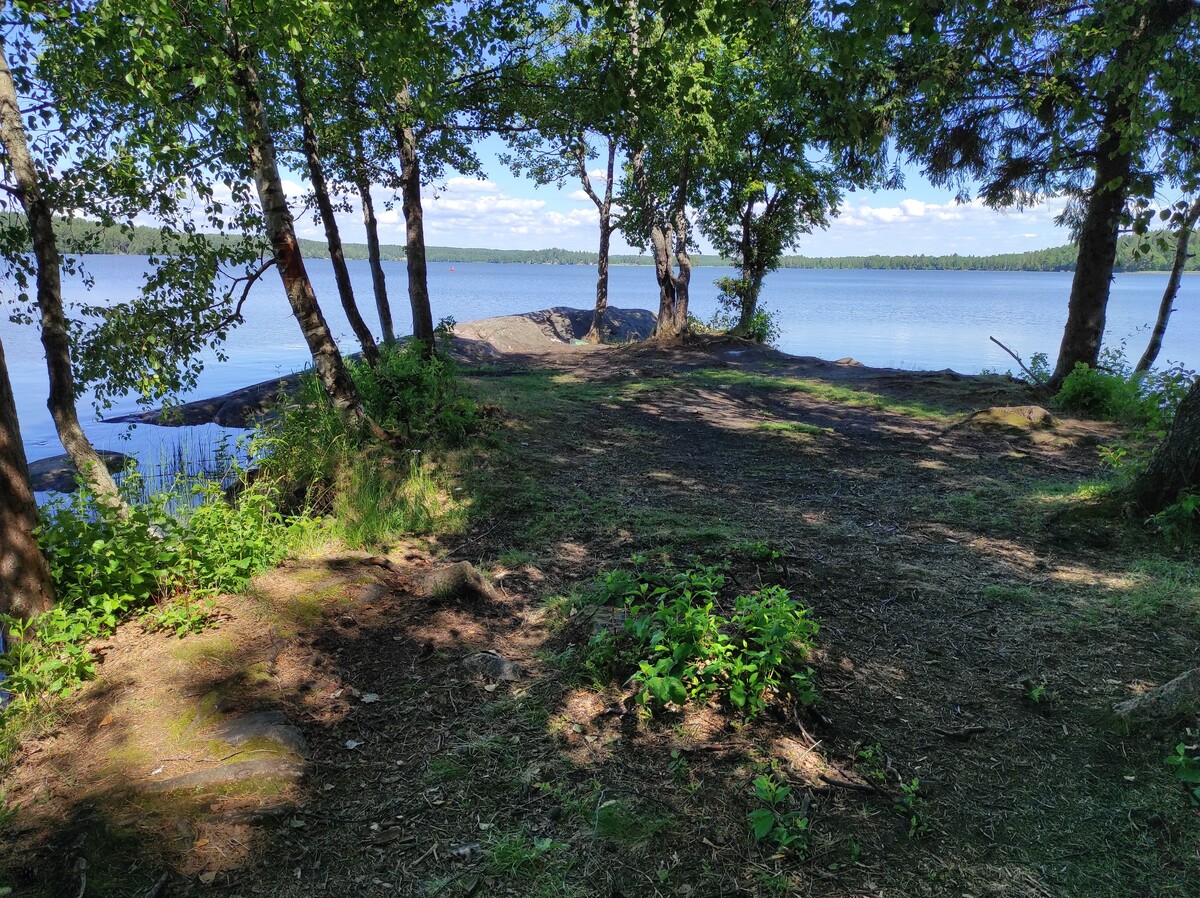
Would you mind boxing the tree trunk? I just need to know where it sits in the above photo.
[291,56,380,366]
[395,86,435,355]
[0,38,125,512]
[0,334,54,620]
[1048,148,1133,389]
[628,145,683,340]
[1136,196,1200,374]
[355,165,394,344]
[581,138,617,344]
[1130,377,1200,515]
[228,40,368,429]
[671,207,692,334]
[732,203,761,334]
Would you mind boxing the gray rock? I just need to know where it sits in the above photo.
[1113,667,1200,725]
[426,561,502,603]
[105,373,304,428]
[139,759,303,793]
[214,709,309,758]
[462,651,523,682]
[28,450,130,493]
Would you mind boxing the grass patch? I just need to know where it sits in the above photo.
[755,419,833,439]
[332,453,468,548]
[683,369,955,420]
[1108,558,1200,618]
[981,584,1038,606]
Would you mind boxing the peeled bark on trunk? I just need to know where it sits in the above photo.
[0,334,54,620]
[291,57,380,367]
[1136,197,1200,374]
[1048,150,1132,389]
[356,165,394,344]
[578,138,617,344]
[1130,377,1200,515]
[0,39,124,511]
[229,40,368,430]
[395,86,435,354]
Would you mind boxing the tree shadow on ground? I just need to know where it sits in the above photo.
[2,344,1195,898]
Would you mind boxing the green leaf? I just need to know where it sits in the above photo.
[748,808,775,841]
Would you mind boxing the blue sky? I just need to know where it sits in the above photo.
[286,135,1074,257]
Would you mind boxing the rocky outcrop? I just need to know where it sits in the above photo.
[28,449,130,492]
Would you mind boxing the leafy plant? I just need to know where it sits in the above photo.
[1148,491,1200,543]
[1054,350,1195,431]
[257,341,481,510]
[0,609,98,699]
[894,778,928,837]
[587,563,817,717]
[708,278,783,345]
[1165,743,1200,804]
[747,774,808,853]
[142,596,222,638]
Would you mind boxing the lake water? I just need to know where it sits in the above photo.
[3,256,1197,480]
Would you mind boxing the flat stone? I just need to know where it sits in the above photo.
[214,709,309,758]
[356,582,389,604]
[28,450,130,493]
[139,758,303,793]
[462,651,523,682]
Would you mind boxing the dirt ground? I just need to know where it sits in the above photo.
[2,336,1198,898]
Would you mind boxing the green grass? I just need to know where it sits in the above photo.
[755,419,833,439]
[1108,557,1200,618]
[981,584,1039,606]
[683,369,956,420]
[332,454,468,547]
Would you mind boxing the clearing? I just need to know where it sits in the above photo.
[2,331,1198,898]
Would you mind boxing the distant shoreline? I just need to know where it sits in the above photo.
[11,213,1199,274]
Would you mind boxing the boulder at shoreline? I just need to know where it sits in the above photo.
[29,449,130,493]
[104,306,657,429]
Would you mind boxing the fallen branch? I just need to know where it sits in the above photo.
[817,773,880,794]
[989,336,1047,387]
[933,724,987,741]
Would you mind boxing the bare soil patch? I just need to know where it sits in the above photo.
[3,337,1197,898]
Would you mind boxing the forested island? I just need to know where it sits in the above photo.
[31,213,1200,272]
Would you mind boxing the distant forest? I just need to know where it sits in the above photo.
[21,215,1200,273]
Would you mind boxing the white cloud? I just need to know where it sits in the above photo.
[442,177,499,194]
[800,194,1073,256]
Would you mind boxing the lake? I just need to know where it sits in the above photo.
[3,256,1197,480]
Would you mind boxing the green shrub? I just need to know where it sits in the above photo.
[257,342,482,508]
[708,278,782,346]
[748,774,809,852]
[588,562,817,716]
[0,475,311,706]
[1053,351,1195,430]
[1055,363,1159,425]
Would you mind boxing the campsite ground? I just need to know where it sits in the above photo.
[2,332,1198,898]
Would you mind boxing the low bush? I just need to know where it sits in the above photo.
[0,474,313,705]
[1053,351,1194,431]
[587,561,818,717]
[708,278,783,346]
[257,341,482,510]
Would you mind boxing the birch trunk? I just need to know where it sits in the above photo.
[0,36,124,511]
[1136,197,1200,374]
[228,39,368,428]
[291,56,380,366]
